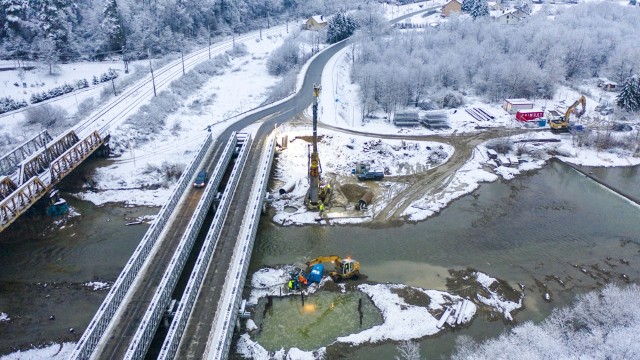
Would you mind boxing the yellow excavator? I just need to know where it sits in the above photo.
[549,95,586,131]
[306,255,361,282]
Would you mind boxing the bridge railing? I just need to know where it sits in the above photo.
[0,176,48,229]
[69,133,213,360]
[0,130,52,176]
[205,133,276,360]
[124,132,245,360]
[157,132,252,360]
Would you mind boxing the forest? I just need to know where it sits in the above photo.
[350,2,640,116]
[0,0,360,63]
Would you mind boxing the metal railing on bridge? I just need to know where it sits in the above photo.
[157,132,252,360]
[0,130,52,176]
[205,133,276,360]
[124,132,250,360]
[69,133,213,360]
[0,129,105,232]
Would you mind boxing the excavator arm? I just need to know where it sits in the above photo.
[306,256,341,267]
[564,95,586,121]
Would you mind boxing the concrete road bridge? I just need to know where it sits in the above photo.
[61,8,432,360]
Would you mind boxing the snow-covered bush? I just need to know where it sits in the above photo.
[30,80,90,104]
[227,43,248,58]
[267,38,301,76]
[142,161,185,187]
[0,96,28,114]
[24,103,68,129]
[76,97,96,118]
[264,68,297,103]
[441,92,464,108]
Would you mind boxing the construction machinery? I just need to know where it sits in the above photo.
[548,95,586,131]
[305,84,322,208]
[306,255,361,282]
[289,255,361,289]
[304,85,333,209]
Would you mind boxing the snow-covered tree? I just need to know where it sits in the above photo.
[2,0,28,32]
[326,12,358,44]
[461,0,474,12]
[616,75,640,112]
[395,341,421,360]
[452,284,640,360]
[470,0,489,18]
[101,0,125,53]
[32,0,77,60]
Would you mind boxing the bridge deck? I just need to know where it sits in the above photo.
[176,137,264,359]
[92,142,225,359]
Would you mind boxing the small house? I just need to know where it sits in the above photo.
[441,0,462,17]
[597,78,617,92]
[503,98,534,114]
[305,15,327,30]
[495,9,525,24]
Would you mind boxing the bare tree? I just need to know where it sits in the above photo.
[395,340,421,360]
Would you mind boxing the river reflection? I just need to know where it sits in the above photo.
[245,161,640,359]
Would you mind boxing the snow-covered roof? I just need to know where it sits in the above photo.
[310,15,327,24]
[504,98,533,104]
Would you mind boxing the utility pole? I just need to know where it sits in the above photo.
[148,49,156,97]
[207,25,211,59]
[111,78,117,96]
[181,50,185,75]
[122,46,129,74]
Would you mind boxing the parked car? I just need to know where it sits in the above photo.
[194,170,207,188]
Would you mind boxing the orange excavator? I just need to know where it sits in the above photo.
[548,95,586,132]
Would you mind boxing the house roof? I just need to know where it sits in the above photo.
[310,15,327,24]
[504,98,533,104]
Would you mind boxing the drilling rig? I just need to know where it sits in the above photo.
[306,84,322,209]
[305,84,333,209]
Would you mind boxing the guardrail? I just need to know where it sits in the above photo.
[204,133,276,360]
[157,132,252,360]
[124,132,244,360]
[70,133,213,360]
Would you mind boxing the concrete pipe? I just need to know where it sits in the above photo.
[279,180,297,195]
[357,191,373,210]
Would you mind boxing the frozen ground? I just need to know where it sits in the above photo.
[0,342,74,360]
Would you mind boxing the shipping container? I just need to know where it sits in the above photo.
[503,98,534,114]
[515,109,544,122]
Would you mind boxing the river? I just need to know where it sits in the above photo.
[0,161,637,358]
[244,160,640,359]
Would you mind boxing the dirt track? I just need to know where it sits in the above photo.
[319,123,527,222]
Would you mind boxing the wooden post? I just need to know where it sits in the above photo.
[148,49,156,97]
